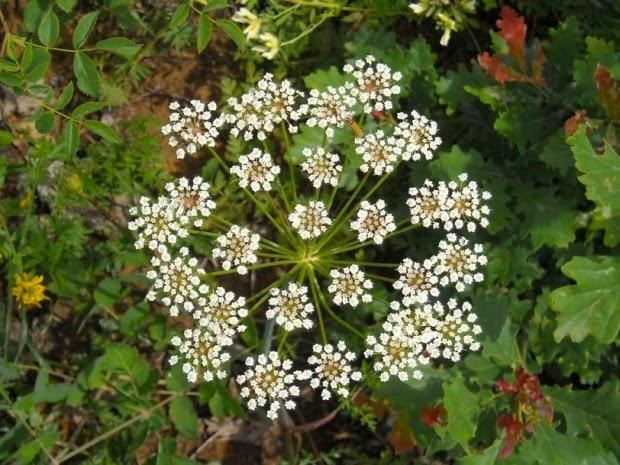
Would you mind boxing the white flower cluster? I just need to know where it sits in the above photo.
[267,283,314,331]
[328,265,373,307]
[305,86,356,138]
[343,55,402,113]
[435,234,486,292]
[288,201,332,240]
[407,174,491,231]
[128,196,189,253]
[193,287,248,338]
[394,110,442,160]
[393,257,440,305]
[300,147,342,188]
[169,328,232,383]
[161,100,222,159]
[350,199,396,244]
[237,352,311,420]
[231,148,281,192]
[146,247,209,316]
[355,130,402,176]
[164,176,216,227]
[308,341,361,400]
[212,225,261,275]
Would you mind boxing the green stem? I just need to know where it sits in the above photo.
[308,269,328,344]
[325,259,399,268]
[262,319,276,356]
[280,122,298,204]
[205,260,295,277]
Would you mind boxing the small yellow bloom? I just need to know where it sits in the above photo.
[232,7,262,40]
[252,32,280,60]
[19,190,33,209]
[12,273,49,309]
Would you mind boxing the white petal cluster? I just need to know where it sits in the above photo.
[308,341,361,400]
[407,175,491,231]
[394,110,442,161]
[161,100,222,159]
[305,86,356,138]
[300,147,342,188]
[393,257,440,305]
[435,234,486,292]
[146,247,209,316]
[212,225,260,275]
[237,351,311,420]
[343,55,402,113]
[267,282,314,331]
[328,265,373,307]
[128,196,188,253]
[193,287,248,337]
[164,176,216,227]
[350,199,396,245]
[288,201,332,240]
[223,74,304,141]
[169,328,232,383]
[231,148,281,192]
[355,129,402,176]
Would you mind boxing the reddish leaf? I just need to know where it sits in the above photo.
[352,392,389,420]
[497,6,527,64]
[495,379,518,394]
[531,48,547,85]
[420,404,446,428]
[594,64,620,121]
[497,414,524,459]
[478,52,517,84]
[565,111,587,136]
[388,415,417,455]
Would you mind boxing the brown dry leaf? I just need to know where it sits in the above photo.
[387,415,416,455]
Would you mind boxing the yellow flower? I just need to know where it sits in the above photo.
[12,273,49,309]
[19,190,33,209]
[232,7,262,40]
[252,33,280,60]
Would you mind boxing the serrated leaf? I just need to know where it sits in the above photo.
[55,0,77,13]
[539,130,573,175]
[35,111,55,133]
[529,425,615,465]
[443,377,478,448]
[169,4,190,28]
[95,37,142,58]
[169,395,198,438]
[203,0,229,12]
[55,81,74,109]
[569,126,620,245]
[550,255,620,343]
[25,48,51,82]
[62,121,79,157]
[197,14,212,53]
[460,440,501,465]
[73,52,100,97]
[84,119,121,144]
[482,319,521,367]
[304,66,349,90]
[37,8,60,46]
[71,101,107,119]
[73,11,99,49]
[105,343,149,386]
[215,19,245,49]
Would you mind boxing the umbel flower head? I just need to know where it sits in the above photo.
[434,234,486,292]
[164,176,216,228]
[343,55,402,113]
[308,341,362,400]
[350,199,396,244]
[288,201,332,240]
[231,148,281,192]
[300,147,342,188]
[305,86,356,138]
[237,351,311,420]
[193,287,248,338]
[170,327,232,383]
[394,110,442,161]
[393,257,440,305]
[11,273,48,309]
[128,196,188,253]
[212,225,260,275]
[161,100,222,159]
[267,282,314,331]
[328,265,373,308]
[355,129,402,176]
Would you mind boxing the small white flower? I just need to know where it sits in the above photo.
[237,351,311,420]
[394,110,442,161]
[355,129,402,176]
[146,247,209,316]
[300,147,342,188]
[434,234,486,292]
[169,327,232,383]
[393,257,440,305]
[407,179,451,229]
[308,341,362,400]
[193,287,248,337]
[288,201,332,240]
[231,148,281,192]
[364,326,426,382]
[128,196,188,252]
[267,282,314,331]
[212,225,260,275]
[328,265,373,308]
[343,55,402,113]
[161,100,222,159]
[305,86,356,138]
[350,199,396,245]
[443,173,492,232]
[164,176,216,227]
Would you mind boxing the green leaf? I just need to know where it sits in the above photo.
[550,255,620,343]
[61,122,80,156]
[72,11,99,49]
[35,111,55,133]
[169,395,198,438]
[529,425,615,465]
[547,381,620,455]
[215,19,245,49]
[169,4,190,28]
[93,278,121,308]
[442,377,478,448]
[460,440,501,465]
[569,126,620,246]
[71,101,107,119]
[203,0,229,12]
[540,130,574,175]
[84,120,121,144]
[55,82,74,109]
[105,343,149,386]
[481,319,521,367]
[55,0,78,13]
[25,48,51,82]
[197,14,212,53]
[37,8,60,46]
[73,51,100,97]
[304,66,349,90]
[95,37,142,58]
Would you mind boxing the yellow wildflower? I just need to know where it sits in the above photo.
[19,190,33,209]
[232,7,262,40]
[11,273,49,309]
[252,32,280,60]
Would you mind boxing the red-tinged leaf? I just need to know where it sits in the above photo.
[420,404,446,428]
[478,52,516,84]
[594,64,620,121]
[497,6,527,64]
[564,110,587,136]
[495,379,518,394]
[531,48,547,84]
[352,392,389,420]
[387,415,416,455]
